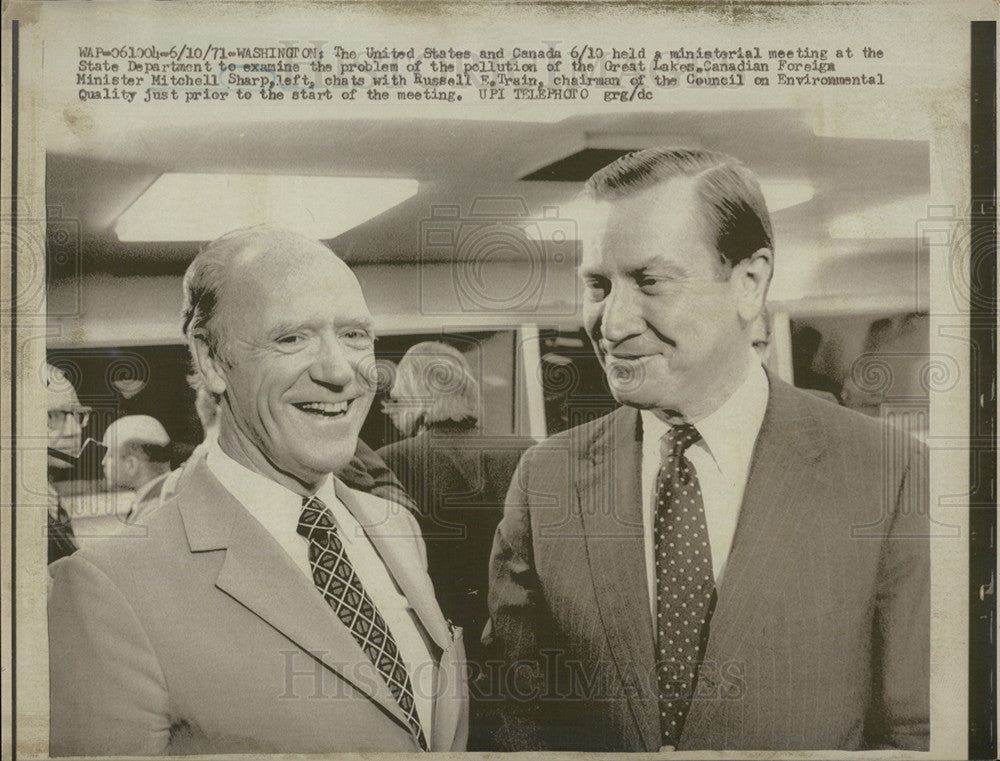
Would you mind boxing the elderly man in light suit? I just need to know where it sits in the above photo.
[49,227,468,755]
[487,148,929,752]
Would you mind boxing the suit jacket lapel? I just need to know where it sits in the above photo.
[334,479,452,651]
[683,378,830,742]
[176,463,413,734]
[576,406,661,752]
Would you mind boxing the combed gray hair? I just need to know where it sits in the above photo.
[583,147,774,278]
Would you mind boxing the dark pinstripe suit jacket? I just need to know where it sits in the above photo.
[487,378,929,751]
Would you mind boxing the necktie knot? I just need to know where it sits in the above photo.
[297,495,336,541]
[661,423,701,461]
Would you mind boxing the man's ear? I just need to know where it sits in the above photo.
[190,332,228,398]
[735,248,773,322]
[123,454,140,479]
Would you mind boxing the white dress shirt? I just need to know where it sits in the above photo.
[206,443,433,737]
[640,351,769,625]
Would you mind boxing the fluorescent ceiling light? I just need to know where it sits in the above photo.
[115,173,418,242]
[523,180,814,240]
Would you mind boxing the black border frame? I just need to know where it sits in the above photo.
[9,16,20,760]
[968,19,997,761]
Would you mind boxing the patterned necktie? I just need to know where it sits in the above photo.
[654,423,716,748]
[297,496,428,751]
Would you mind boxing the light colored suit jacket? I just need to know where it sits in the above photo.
[49,460,468,756]
[487,378,928,751]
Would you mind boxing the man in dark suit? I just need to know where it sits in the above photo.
[487,148,929,752]
[49,227,468,755]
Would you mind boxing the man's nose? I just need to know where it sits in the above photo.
[311,337,358,388]
[600,285,645,343]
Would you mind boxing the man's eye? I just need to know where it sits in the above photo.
[343,329,373,343]
[583,277,609,300]
[638,275,681,292]
[276,334,304,345]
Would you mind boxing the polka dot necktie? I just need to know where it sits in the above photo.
[297,496,428,751]
[654,424,716,748]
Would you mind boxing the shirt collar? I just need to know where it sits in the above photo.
[695,352,769,479]
[640,348,769,479]
[205,440,329,516]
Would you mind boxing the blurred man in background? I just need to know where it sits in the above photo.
[379,341,534,651]
[101,414,172,525]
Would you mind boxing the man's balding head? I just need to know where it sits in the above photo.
[102,415,171,490]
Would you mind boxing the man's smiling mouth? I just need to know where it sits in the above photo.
[292,400,350,418]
